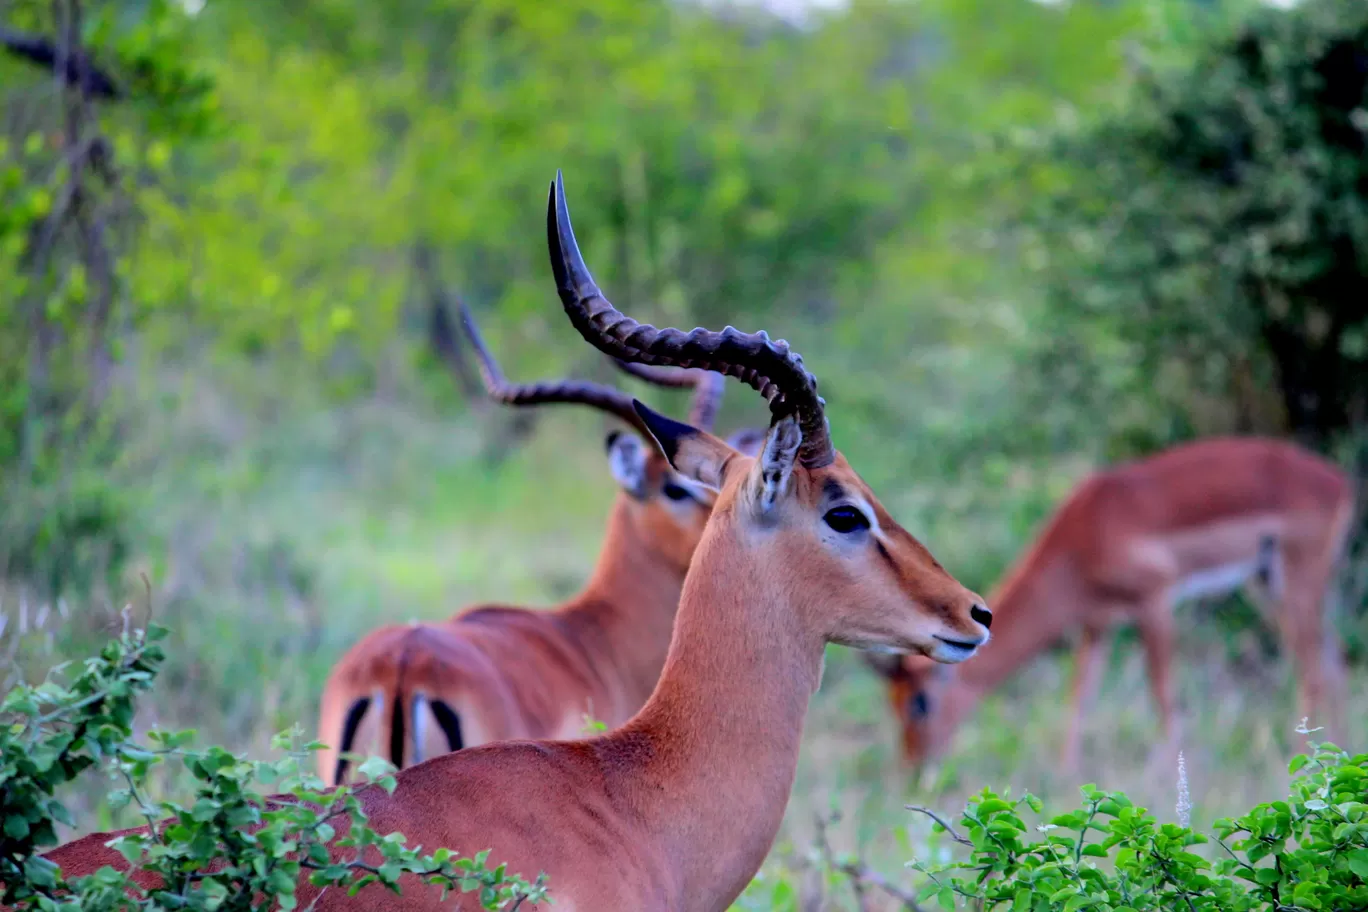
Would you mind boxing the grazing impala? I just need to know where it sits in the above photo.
[865,437,1353,769]
[316,304,754,785]
[39,173,992,911]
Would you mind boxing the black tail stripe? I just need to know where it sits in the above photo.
[430,699,464,752]
[389,691,406,770]
[335,697,372,785]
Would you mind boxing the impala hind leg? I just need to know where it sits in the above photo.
[1062,624,1108,774]
[1277,550,1346,744]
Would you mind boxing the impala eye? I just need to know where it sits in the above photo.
[823,506,870,534]
[662,482,693,502]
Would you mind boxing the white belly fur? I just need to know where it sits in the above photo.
[1150,512,1289,606]
[1168,558,1264,604]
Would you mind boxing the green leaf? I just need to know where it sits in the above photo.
[1292,881,1324,910]
[357,755,395,781]
[5,814,31,840]
[1347,849,1368,879]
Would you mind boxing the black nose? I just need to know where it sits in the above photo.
[970,604,993,629]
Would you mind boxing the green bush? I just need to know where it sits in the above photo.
[1015,0,1368,456]
[740,735,1368,911]
[913,742,1368,910]
[0,622,548,911]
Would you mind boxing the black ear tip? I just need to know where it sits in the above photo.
[604,429,622,452]
[631,398,697,463]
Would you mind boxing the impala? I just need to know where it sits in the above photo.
[317,303,753,785]
[39,173,993,911]
[865,437,1353,770]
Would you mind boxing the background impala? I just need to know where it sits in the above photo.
[866,436,1354,772]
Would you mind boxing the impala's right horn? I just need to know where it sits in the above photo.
[547,171,834,468]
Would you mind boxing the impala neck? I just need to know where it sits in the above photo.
[565,495,689,700]
[947,546,1079,715]
[617,513,825,905]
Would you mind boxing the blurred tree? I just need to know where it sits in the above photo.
[120,0,969,372]
[1011,0,1368,464]
[0,0,213,595]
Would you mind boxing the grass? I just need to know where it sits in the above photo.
[4,348,1365,909]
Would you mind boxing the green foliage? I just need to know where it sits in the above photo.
[735,737,1368,911]
[0,624,548,911]
[1016,0,1368,453]
[0,617,165,893]
[912,740,1368,910]
[0,469,129,598]
[0,0,219,595]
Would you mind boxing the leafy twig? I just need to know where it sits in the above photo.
[905,805,973,847]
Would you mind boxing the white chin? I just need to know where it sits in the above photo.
[928,640,978,664]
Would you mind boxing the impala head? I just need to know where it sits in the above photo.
[459,301,761,572]
[863,651,957,764]
[545,171,992,663]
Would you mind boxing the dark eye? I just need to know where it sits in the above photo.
[662,482,693,502]
[823,506,870,534]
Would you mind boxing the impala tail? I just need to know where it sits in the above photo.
[331,687,465,782]
[320,623,508,785]
[405,690,465,766]
[328,685,468,785]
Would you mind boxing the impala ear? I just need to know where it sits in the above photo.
[605,430,649,498]
[750,416,801,513]
[632,400,736,491]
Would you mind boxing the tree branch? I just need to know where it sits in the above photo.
[0,25,121,99]
[905,805,974,847]
[812,811,926,912]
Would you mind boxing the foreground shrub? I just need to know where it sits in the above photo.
[0,621,547,911]
[913,739,1367,910]
[741,736,1367,911]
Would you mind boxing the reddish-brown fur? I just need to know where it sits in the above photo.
[868,436,1354,769]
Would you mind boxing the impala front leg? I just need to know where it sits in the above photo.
[1062,624,1107,774]
[1137,598,1180,763]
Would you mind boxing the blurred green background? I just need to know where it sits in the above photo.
[3,0,1368,906]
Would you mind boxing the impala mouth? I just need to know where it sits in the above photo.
[931,634,984,663]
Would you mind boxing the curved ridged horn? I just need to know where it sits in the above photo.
[546,171,833,467]
[458,301,648,437]
[610,360,725,431]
